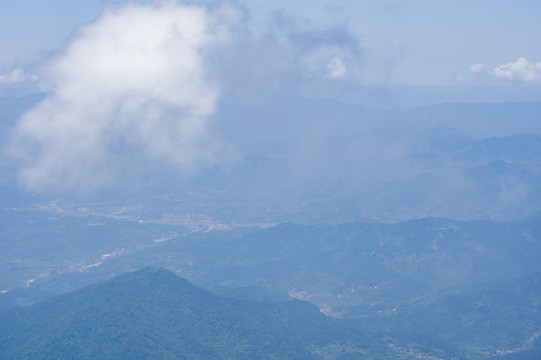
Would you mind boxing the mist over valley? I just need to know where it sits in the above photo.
[1,1,541,359]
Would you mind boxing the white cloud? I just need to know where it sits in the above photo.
[492,57,541,82]
[216,12,363,100]
[471,58,541,83]
[469,63,486,73]
[6,1,241,191]
[325,57,346,79]
[0,68,37,84]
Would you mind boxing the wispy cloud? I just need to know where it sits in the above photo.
[0,68,37,84]
[6,1,241,191]
[470,57,541,83]
[469,63,486,73]
[325,57,346,79]
[217,10,363,99]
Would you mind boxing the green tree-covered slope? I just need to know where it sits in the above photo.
[0,267,385,360]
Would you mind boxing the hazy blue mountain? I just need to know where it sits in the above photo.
[181,219,541,317]
[193,98,541,222]
[2,97,541,223]
[6,216,540,321]
[217,98,541,144]
[402,101,541,139]
[465,133,541,165]
[361,273,541,359]
[0,267,385,360]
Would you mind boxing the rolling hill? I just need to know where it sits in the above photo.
[0,267,385,359]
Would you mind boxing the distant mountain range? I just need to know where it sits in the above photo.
[363,273,541,359]
[4,216,541,316]
[2,95,541,222]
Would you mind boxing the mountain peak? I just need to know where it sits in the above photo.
[1,268,380,359]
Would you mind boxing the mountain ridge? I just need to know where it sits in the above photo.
[0,267,382,359]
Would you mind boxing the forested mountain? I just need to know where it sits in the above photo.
[361,273,541,359]
[2,267,540,359]
[0,267,385,360]
[2,214,541,315]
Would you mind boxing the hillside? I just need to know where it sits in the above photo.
[4,216,541,318]
[0,267,385,360]
[360,273,541,359]
[3,267,540,359]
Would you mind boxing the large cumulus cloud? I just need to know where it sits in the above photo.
[6,1,241,191]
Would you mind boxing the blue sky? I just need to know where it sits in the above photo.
[1,0,540,90]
